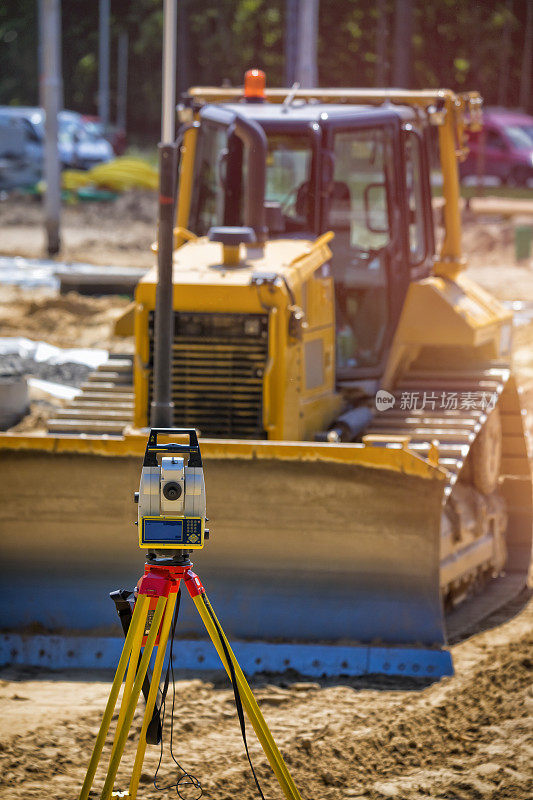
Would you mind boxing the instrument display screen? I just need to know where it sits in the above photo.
[140,517,202,547]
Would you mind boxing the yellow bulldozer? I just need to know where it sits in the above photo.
[1,75,531,677]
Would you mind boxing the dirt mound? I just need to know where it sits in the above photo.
[294,638,532,799]
[0,286,133,351]
[7,401,59,433]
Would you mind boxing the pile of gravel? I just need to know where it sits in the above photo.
[0,355,91,386]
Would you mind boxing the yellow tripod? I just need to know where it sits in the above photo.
[79,560,303,800]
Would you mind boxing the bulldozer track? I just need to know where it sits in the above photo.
[366,364,511,498]
[46,354,134,435]
[445,572,530,643]
[367,363,531,633]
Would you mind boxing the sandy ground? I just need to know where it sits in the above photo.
[0,192,157,268]
[0,594,531,800]
[0,195,532,799]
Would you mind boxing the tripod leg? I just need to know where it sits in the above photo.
[79,594,150,800]
[128,591,177,800]
[191,590,303,800]
[107,598,148,762]
[100,595,167,800]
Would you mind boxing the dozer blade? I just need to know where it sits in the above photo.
[0,434,447,653]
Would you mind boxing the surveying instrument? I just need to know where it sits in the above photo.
[79,428,303,800]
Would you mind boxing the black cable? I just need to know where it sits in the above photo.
[201,593,266,800]
[151,590,267,799]
[167,630,203,799]
[146,589,181,745]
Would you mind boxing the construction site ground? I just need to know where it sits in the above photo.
[0,193,532,800]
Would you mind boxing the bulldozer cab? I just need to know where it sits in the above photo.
[179,100,435,386]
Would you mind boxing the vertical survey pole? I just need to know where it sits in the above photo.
[285,0,299,86]
[42,0,61,256]
[151,0,178,428]
[161,0,177,144]
[99,0,110,132]
[295,0,319,88]
[392,0,413,88]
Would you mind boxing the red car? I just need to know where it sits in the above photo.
[82,115,127,156]
[460,109,533,187]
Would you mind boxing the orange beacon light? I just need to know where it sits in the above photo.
[244,69,266,100]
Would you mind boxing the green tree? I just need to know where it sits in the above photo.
[0,0,38,106]
[1,0,532,142]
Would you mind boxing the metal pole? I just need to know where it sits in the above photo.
[98,0,110,132]
[116,31,128,132]
[162,0,177,143]
[285,0,299,86]
[295,0,319,88]
[151,0,178,428]
[42,0,61,256]
[392,0,413,89]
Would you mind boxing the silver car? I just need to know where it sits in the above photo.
[0,107,114,188]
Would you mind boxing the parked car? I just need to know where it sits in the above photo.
[0,111,41,190]
[0,107,114,180]
[57,110,114,169]
[82,114,127,156]
[460,109,533,186]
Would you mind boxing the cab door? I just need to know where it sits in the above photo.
[321,113,408,380]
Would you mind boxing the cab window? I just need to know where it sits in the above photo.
[266,134,313,231]
[405,130,427,266]
[328,127,393,373]
[240,132,314,233]
[189,121,228,236]
[189,124,314,236]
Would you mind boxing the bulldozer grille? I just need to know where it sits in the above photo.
[148,311,269,438]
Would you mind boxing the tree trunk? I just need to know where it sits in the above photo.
[520,0,533,111]
[376,0,388,87]
[497,0,513,107]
